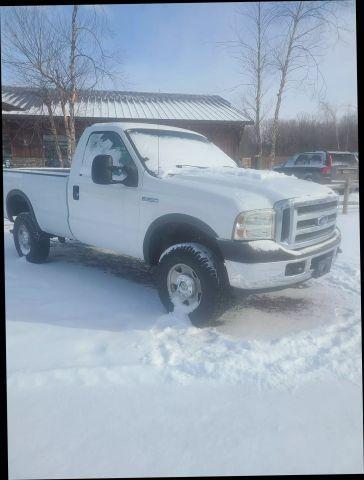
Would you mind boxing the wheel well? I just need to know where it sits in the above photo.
[146,222,223,266]
[6,193,31,220]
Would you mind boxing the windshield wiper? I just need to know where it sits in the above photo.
[175,164,208,169]
[175,164,236,169]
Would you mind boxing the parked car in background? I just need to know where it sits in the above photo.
[273,151,358,192]
[3,157,11,168]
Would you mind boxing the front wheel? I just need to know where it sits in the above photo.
[157,243,229,327]
[13,212,50,263]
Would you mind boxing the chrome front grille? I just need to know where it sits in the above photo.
[275,196,339,249]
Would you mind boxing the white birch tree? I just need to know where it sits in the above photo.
[268,0,350,166]
[1,5,122,166]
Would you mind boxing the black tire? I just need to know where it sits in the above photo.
[157,243,229,327]
[13,212,50,263]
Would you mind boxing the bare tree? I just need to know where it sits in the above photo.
[69,5,79,156]
[253,106,358,158]
[267,1,349,166]
[1,5,122,166]
[59,5,121,158]
[2,7,65,165]
[43,88,64,165]
[221,2,275,165]
[319,101,340,150]
[341,103,356,151]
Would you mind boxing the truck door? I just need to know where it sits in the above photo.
[68,130,141,258]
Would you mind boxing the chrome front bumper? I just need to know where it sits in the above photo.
[224,243,340,290]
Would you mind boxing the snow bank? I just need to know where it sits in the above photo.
[144,288,361,389]
[4,207,363,477]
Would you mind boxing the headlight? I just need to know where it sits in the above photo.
[233,209,275,240]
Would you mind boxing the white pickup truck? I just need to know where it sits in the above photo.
[3,122,341,326]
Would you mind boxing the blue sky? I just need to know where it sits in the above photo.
[1,2,357,119]
[102,2,358,118]
[103,4,241,93]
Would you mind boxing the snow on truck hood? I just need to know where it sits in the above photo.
[127,128,336,206]
[161,167,337,206]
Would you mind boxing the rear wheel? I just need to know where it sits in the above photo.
[157,243,229,327]
[13,213,50,263]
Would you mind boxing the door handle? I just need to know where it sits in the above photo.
[73,185,79,200]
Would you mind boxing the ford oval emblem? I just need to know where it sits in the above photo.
[318,215,329,226]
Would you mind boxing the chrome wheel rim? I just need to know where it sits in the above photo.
[167,263,202,310]
[18,224,31,255]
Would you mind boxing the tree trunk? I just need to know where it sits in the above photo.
[335,122,340,150]
[269,74,286,168]
[44,95,64,168]
[68,5,78,160]
[60,91,72,167]
[269,2,303,168]
[256,3,263,168]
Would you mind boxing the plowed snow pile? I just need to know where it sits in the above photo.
[4,206,362,478]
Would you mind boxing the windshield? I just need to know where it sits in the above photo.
[127,128,238,176]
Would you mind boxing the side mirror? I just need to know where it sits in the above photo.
[121,163,138,187]
[91,154,138,187]
[92,155,113,184]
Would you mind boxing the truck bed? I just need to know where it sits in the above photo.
[3,168,74,239]
[5,167,71,175]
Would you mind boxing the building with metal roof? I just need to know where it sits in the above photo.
[2,86,252,167]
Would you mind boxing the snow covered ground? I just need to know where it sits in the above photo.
[4,204,363,478]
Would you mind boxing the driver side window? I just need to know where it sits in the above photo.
[294,154,308,166]
[283,155,296,167]
[82,131,135,179]
[308,154,323,166]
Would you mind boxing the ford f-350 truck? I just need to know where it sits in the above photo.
[3,123,341,326]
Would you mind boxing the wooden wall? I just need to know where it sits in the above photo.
[2,115,246,167]
[2,117,46,167]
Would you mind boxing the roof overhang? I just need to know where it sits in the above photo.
[2,112,254,127]
[2,101,25,112]
[2,86,253,124]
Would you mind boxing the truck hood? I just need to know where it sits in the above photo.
[162,167,337,208]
